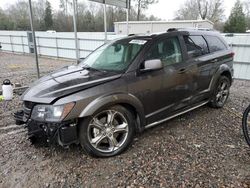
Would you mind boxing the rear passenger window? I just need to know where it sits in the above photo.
[204,35,227,53]
[184,35,209,58]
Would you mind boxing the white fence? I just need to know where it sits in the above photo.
[223,34,250,80]
[0,31,125,59]
[0,31,250,80]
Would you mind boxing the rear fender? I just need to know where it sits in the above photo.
[209,64,233,93]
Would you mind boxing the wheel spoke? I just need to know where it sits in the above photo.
[91,134,106,146]
[222,90,229,96]
[114,122,128,133]
[108,135,119,151]
[221,82,227,90]
[216,93,221,100]
[90,118,104,130]
[107,110,116,125]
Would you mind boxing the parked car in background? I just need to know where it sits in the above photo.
[15,28,234,157]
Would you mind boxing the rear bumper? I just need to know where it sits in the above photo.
[14,110,78,146]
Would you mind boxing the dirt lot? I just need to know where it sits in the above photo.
[1,52,250,187]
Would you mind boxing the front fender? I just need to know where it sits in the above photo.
[79,93,146,129]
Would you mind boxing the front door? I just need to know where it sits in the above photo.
[141,36,196,124]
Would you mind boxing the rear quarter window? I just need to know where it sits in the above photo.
[184,35,209,58]
[204,35,227,53]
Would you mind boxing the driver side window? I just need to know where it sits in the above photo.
[146,37,183,66]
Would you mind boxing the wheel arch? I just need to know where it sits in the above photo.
[79,93,146,132]
[210,64,233,91]
[220,71,233,85]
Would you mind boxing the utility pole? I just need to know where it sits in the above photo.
[73,0,80,63]
[28,0,40,78]
[103,0,107,43]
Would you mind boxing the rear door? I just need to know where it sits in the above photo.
[182,35,213,102]
[203,35,231,72]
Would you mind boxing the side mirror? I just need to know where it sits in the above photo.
[141,59,163,72]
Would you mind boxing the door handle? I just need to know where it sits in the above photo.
[211,59,218,63]
[178,68,187,74]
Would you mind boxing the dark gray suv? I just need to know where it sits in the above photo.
[15,29,234,157]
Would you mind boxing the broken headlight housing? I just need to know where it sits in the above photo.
[31,102,75,122]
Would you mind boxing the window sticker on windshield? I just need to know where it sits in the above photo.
[129,40,147,45]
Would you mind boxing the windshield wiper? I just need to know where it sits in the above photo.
[81,64,107,73]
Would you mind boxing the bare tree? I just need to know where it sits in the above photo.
[244,0,250,16]
[175,0,200,20]
[6,1,30,30]
[134,0,158,21]
[175,0,225,23]
[243,0,250,29]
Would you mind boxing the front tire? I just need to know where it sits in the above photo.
[79,105,135,157]
[209,76,231,108]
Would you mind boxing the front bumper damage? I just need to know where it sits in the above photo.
[14,110,78,146]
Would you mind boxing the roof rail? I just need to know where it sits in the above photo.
[167,27,215,32]
[167,28,178,32]
[179,27,215,31]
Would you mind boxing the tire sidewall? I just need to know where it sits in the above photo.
[211,76,231,108]
[79,105,135,157]
[242,105,250,146]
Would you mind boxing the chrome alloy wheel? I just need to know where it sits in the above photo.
[215,81,229,106]
[87,110,129,153]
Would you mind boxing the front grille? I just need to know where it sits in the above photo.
[23,101,35,120]
[24,101,35,109]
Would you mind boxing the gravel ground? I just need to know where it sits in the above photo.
[1,52,250,187]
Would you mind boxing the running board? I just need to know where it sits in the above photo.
[145,101,209,129]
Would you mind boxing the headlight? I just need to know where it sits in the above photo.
[31,102,75,122]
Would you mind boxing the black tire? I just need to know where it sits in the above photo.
[242,105,250,146]
[209,76,231,108]
[79,105,135,157]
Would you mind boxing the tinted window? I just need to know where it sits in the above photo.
[204,35,227,53]
[184,35,209,58]
[146,37,182,66]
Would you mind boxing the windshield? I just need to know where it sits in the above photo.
[79,39,147,72]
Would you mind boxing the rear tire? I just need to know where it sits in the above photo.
[209,76,231,108]
[79,105,135,157]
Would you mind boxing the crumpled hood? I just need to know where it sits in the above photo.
[21,65,122,104]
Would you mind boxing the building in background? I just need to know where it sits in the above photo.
[114,20,214,35]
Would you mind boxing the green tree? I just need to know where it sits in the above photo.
[44,1,53,30]
[224,0,246,33]
[0,8,14,30]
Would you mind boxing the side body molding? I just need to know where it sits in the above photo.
[79,93,146,131]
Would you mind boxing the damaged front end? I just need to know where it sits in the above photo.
[14,101,78,146]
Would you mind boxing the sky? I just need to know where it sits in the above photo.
[0,0,237,21]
